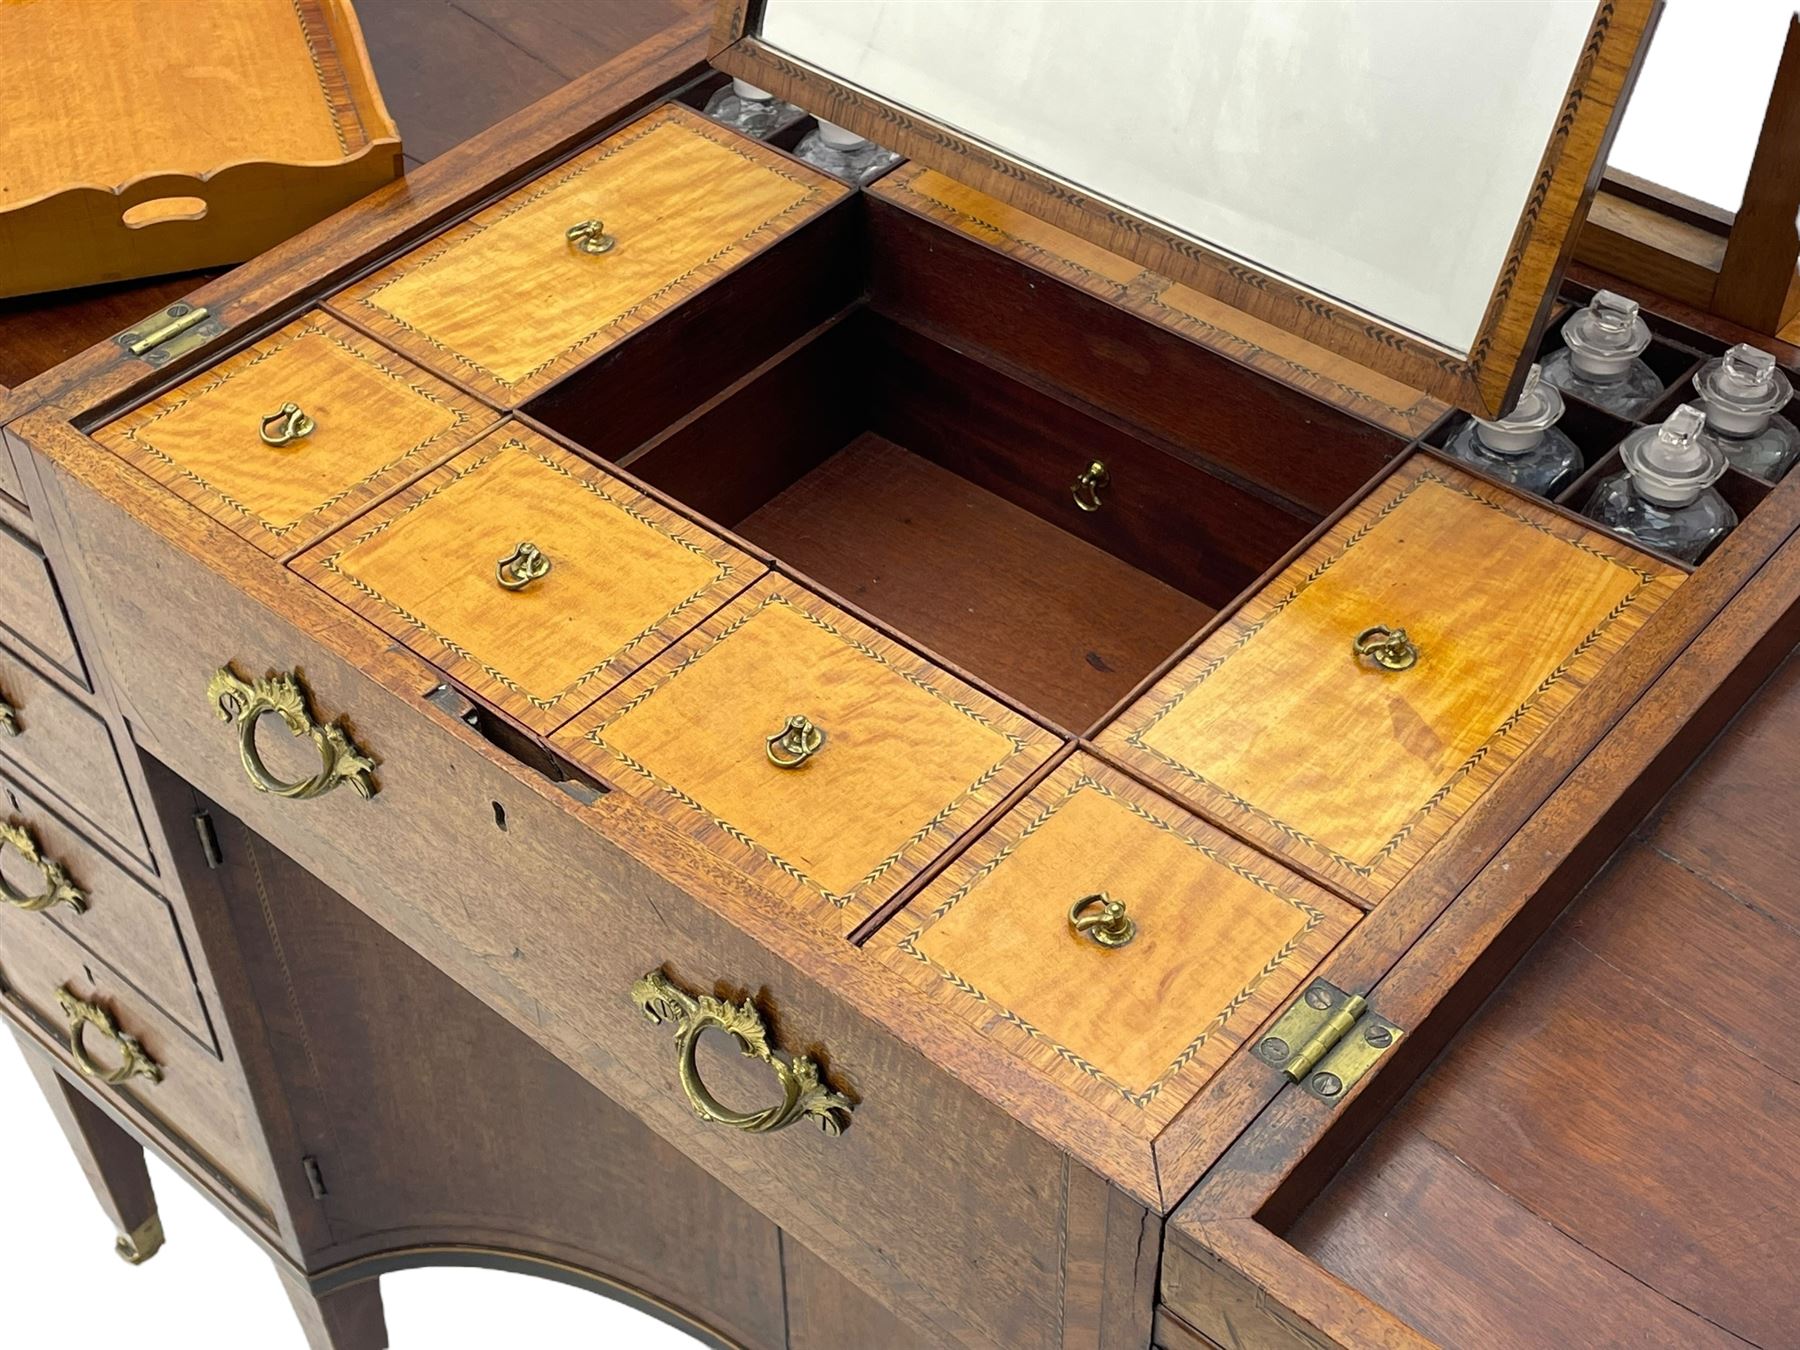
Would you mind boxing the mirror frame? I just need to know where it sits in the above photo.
[712,0,1658,418]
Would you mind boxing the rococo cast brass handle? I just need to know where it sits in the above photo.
[1071,459,1109,512]
[496,540,552,591]
[765,714,825,769]
[1069,892,1136,947]
[0,821,88,914]
[632,970,853,1136]
[258,401,316,447]
[0,693,19,736]
[207,667,377,802]
[1352,624,1419,672]
[566,218,617,255]
[56,989,162,1087]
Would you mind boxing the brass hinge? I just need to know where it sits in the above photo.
[303,1155,328,1199]
[114,301,221,367]
[1255,979,1402,1103]
[193,811,223,869]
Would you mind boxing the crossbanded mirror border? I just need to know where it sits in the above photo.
[713,0,1658,419]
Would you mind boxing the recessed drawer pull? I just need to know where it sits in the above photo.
[56,988,162,1087]
[1352,624,1419,672]
[1071,459,1109,512]
[632,970,854,1137]
[495,540,552,591]
[565,218,616,255]
[765,713,825,769]
[1068,891,1136,948]
[207,666,378,802]
[0,692,18,737]
[257,401,316,447]
[0,821,88,914]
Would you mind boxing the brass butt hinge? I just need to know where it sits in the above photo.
[303,1155,328,1199]
[193,811,223,869]
[115,301,222,367]
[1255,979,1401,1104]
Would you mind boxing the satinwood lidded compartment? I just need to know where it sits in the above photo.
[93,312,492,558]
[552,575,1058,932]
[294,422,764,736]
[329,102,848,406]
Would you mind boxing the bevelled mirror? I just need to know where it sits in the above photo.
[715,0,1660,417]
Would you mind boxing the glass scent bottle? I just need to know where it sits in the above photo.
[1444,363,1582,496]
[1540,289,1665,417]
[794,120,902,184]
[1693,343,1798,480]
[1584,404,1735,563]
[702,79,801,140]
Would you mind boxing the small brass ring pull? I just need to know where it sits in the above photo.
[0,695,19,737]
[496,541,552,591]
[258,401,316,447]
[1071,460,1110,512]
[207,666,378,802]
[765,714,825,769]
[633,970,853,1136]
[566,218,617,255]
[1069,892,1137,948]
[1353,625,1419,672]
[57,989,162,1087]
[0,821,88,914]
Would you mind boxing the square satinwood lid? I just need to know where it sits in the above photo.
[712,0,1659,418]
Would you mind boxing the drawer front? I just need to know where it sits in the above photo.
[870,753,1357,1139]
[0,642,149,863]
[0,442,24,509]
[92,310,492,559]
[1097,456,1685,904]
[50,457,1121,1350]
[555,575,1060,933]
[0,765,208,1046]
[0,893,271,1219]
[329,102,848,405]
[0,518,84,684]
[294,422,764,734]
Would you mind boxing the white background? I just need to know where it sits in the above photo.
[0,3,1788,1346]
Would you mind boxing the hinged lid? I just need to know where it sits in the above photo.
[714,0,1659,417]
[1254,978,1401,1104]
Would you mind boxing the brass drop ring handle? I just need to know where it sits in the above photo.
[1071,460,1109,512]
[56,989,162,1087]
[1,821,88,914]
[0,693,19,737]
[765,714,825,769]
[633,971,853,1136]
[1352,625,1419,672]
[207,666,378,802]
[496,541,552,591]
[258,401,316,447]
[566,218,617,255]
[1068,892,1136,948]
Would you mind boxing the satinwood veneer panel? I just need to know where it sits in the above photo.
[330,102,847,405]
[295,422,762,735]
[93,311,491,559]
[555,576,1058,933]
[1098,455,1684,905]
[871,754,1356,1139]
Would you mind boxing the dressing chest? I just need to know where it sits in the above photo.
[4,3,1799,1347]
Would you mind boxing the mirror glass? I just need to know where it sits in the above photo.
[758,0,1600,354]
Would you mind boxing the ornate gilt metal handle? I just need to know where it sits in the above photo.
[56,989,162,1087]
[1069,892,1136,948]
[0,821,88,914]
[566,218,617,255]
[632,970,853,1136]
[1071,460,1109,512]
[207,667,377,802]
[1352,625,1419,672]
[765,714,825,769]
[258,401,316,447]
[496,541,552,591]
[0,693,18,737]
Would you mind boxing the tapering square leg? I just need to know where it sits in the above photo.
[14,1031,163,1263]
[277,1266,389,1350]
